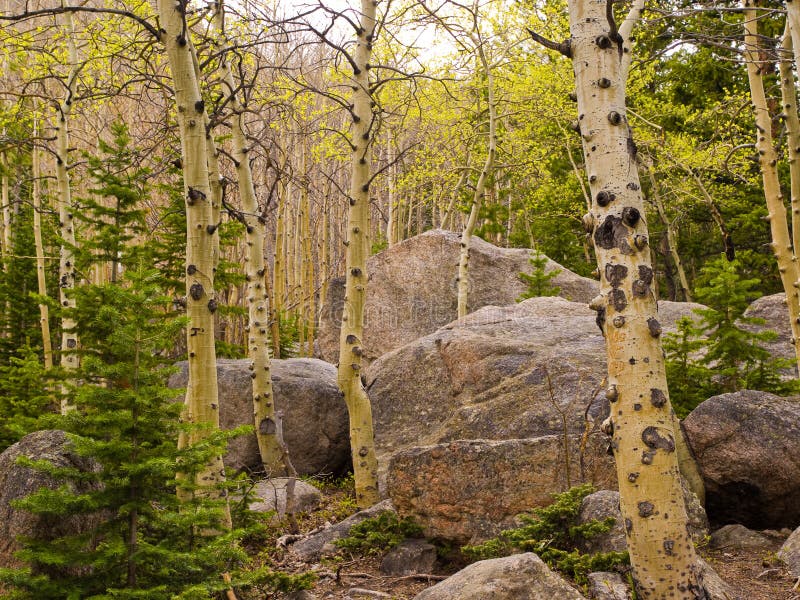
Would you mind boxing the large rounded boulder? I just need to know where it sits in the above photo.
[317,230,599,364]
[169,358,349,476]
[0,430,104,570]
[368,296,704,462]
[683,390,800,528]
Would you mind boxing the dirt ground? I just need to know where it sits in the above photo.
[260,484,800,600]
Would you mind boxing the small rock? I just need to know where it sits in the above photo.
[290,500,395,561]
[280,592,318,600]
[412,553,587,600]
[248,478,322,516]
[578,491,626,553]
[709,524,774,552]
[587,571,631,600]
[697,558,743,600]
[778,525,800,576]
[347,589,391,599]
[578,488,708,554]
[380,539,438,576]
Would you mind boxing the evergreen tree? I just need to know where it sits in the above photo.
[665,254,798,417]
[517,251,561,300]
[0,267,311,598]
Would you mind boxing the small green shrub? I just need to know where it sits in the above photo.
[462,484,629,584]
[517,251,561,301]
[334,511,423,555]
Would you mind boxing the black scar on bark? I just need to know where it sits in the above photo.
[596,307,606,336]
[605,263,628,288]
[632,279,649,297]
[642,426,675,452]
[650,388,668,408]
[638,501,655,517]
[610,289,627,312]
[638,265,654,285]
[595,215,635,255]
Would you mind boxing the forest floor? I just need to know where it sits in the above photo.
[253,480,800,600]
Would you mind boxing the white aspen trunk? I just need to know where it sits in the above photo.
[441,164,470,231]
[744,1,800,372]
[566,0,705,596]
[457,43,497,319]
[156,0,229,516]
[56,4,79,414]
[212,1,283,473]
[301,160,314,356]
[32,117,53,370]
[320,190,330,325]
[646,166,692,302]
[0,150,8,261]
[780,25,800,272]
[337,0,380,507]
[387,137,396,246]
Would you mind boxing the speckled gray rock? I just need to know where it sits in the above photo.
[317,230,600,364]
[577,488,708,554]
[709,524,774,552]
[778,525,800,576]
[387,436,616,543]
[248,478,322,516]
[169,358,349,476]
[587,572,631,600]
[0,431,104,571]
[412,553,587,600]
[289,500,395,561]
[578,491,627,553]
[683,390,800,528]
[380,539,438,576]
[743,293,796,370]
[368,296,701,473]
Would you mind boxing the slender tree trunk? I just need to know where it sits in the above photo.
[780,24,800,265]
[457,43,497,318]
[32,117,53,370]
[337,0,380,508]
[56,4,80,413]
[0,150,8,261]
[211,0,283,473]
[645,166,692,301]
[744,1,800,372]
[157,0,229,519]
[563,0,705,596]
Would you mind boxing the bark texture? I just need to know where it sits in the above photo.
[55,4,79,413]
[32,116,53,370]
[744,1,800,372]
[211,0,282,473]
[457,42,497,318]
[567,0,704,596]
[157,0,228,510]
[337,0,380,507]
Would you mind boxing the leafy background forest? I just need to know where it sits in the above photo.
[1,0,800,597]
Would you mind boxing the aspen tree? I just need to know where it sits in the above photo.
[156,0,229,514]
[780,23,800,281]
[211,0,283,473]
[533,0,707,596]
[645,164,692,302]
[55,2,80,413]
[338,0,381,507]
[456,45,496,317]
[32,115,53,370]
[743,1,800,372]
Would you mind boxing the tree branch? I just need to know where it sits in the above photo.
[526,28,571,58]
